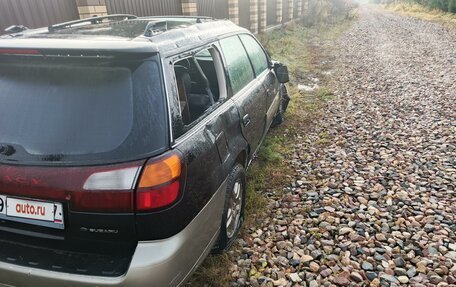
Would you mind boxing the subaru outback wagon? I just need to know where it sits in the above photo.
[0,15,289,287]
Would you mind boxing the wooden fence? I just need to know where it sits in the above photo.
[239,0,252,29]
[282,0,290,22]
[198,0,229,19]
[267,0,278,26]
[0,0,79,32]
[0,0,306,34]
[106,0,182,17]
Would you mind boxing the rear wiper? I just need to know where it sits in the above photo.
[0,144,16,156]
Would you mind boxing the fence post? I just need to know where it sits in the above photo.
[302,0,307,16]
[258,0,267,32]
[228,0,239,25]
[75,0,108,19]
[297,0,302,17]
[250,0,258,34]
[181,0,198,16]
[276,0,283,24]
[288,0,294,20]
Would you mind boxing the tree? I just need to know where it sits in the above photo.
[449,0,456,12]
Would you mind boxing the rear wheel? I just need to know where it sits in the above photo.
[213,164,246,253]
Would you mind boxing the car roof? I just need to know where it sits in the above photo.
[0,15,249,57]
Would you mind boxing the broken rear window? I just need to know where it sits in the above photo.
[0,57,167,165]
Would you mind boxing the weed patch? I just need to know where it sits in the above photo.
[384,3,456,27]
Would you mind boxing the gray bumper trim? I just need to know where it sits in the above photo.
[0,178,227,287]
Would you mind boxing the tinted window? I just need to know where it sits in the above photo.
[240,34,269,76]
[220,36,255,95]
[0,58,167,165]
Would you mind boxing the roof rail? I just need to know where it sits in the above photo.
[48,14,137,32]
[4,25,28,34]
[139,15,214,23]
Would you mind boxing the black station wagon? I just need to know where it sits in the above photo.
[0,15,289,287]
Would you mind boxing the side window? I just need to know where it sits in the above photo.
[219,36,255,95]
[173,47,227,131]
[239,34,269,77]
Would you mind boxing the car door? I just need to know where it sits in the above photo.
[160,41,255,283]
[162,45,248,234]
[239,34,281,133]
[219,35,267,156]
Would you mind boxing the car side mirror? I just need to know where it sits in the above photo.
[274,63,289,83]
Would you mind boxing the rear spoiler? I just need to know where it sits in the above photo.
[0,45,158,60]
[0,37,159,55]
[0,49,157,61]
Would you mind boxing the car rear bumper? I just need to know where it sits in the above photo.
[0,179,227,287]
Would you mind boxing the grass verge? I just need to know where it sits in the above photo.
[187,17,355,286]
[384,3,456,28]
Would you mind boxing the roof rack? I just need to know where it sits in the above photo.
[141,16,216,38]
[48,14,137,32]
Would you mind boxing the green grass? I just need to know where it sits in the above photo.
[385,2,456,27]
[318,88,334,100]
[316,131,331,146]
[186,13,356,287]
[257,136,285,164]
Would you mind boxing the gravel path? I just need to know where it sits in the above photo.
[231,6,455,287]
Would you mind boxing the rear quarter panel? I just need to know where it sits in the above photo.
[135,58,248,241]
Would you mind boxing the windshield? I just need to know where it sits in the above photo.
[0,57,167,165]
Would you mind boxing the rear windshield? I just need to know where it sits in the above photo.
[0,57,168,165]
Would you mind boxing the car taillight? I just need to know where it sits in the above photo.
[136,153,182,212]
[0,49,40,55]
[0,161,146,213]
[0,153,184,213]
[80,166,142,212]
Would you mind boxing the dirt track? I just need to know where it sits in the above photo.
[230,5,456,287]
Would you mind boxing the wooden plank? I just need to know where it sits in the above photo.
[267,0,277,26]
[239,0,250,29]
[0,0,78,33]
[293,0,298,18]
[106,0,182,16]
[282,0,289,22]
[197,0,228,19]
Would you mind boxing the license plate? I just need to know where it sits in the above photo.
[0,195,64,229]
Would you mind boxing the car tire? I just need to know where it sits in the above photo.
[213,164,246,253]
[271,84,289,128]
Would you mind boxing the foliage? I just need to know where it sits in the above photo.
[384,1,456,26]
[378,0,456,12]
[449,0,456,12]
[303,0,359,26]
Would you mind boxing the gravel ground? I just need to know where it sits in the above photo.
[230,6,455,287]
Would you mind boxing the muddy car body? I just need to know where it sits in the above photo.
[0,15,289,287]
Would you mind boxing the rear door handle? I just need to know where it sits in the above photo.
[242,114,251,127]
